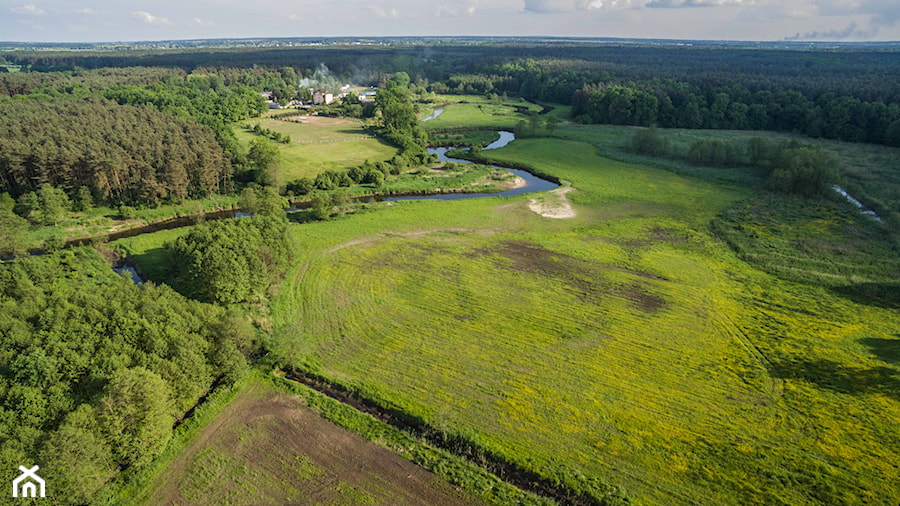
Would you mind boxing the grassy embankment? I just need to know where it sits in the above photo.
[266,134,900,504]
[422,95,543,146]
[234,112,524,198]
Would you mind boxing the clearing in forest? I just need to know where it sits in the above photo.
[234,115,397,180]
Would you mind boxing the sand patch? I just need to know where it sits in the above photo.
[528,186,576,219]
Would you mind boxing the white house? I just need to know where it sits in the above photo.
[12,465,45,498]
[313,92,334,105]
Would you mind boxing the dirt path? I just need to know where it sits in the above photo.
[529,185,576,219]
[147,380,479,506]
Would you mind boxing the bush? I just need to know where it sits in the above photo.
[629,127,669,156]
[117,205,137,220]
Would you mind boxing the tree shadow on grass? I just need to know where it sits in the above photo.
[832,282,900,309]
[771,358,900,401]
[860,336,900,365]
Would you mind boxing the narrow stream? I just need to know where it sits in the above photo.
[421,107,444,122]
[113,263,144,284]
[832,185,883,222]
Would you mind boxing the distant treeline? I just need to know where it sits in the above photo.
[571,81,900,146]
[5,44,899,102]
[445,57,900,147]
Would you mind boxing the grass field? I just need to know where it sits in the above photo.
[549,120,900,225]
[267,136,900,504]
[234,116,397,181]
[422,97,542,132]
[114,112,900,505]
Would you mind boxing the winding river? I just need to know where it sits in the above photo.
[58,128,559,281]
[386,130,559,201]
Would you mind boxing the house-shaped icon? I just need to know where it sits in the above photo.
[12,465,45,498]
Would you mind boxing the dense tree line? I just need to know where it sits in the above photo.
[7,43,898,102]
[0,97,230,205]
[0,66,183,99]
[0,248,255,504]
[166,214,292,304]
[572,80,900,146]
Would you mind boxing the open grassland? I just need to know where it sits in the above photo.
[234,116,397,180]
[422,98,542,132]
[118,373,484,506]
[270,137,900,504]
[550,120,900,225]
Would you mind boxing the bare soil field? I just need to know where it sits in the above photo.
[146,380,479,505]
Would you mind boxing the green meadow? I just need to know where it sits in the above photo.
[234,116,397,180]
[266,136,900,504]
[422,97,543,132]
[117,105,900,504]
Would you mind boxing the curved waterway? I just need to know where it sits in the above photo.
[62,129,558,280]
[421,107,444,122]
[385,130,559,202]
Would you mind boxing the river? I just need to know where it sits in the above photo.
[90,129,556,282]
[385,130,559,201]
[421,107,444,122]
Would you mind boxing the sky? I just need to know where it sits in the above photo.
[2,0,899,43]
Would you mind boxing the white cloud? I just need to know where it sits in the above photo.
[190,17,215,27]
[435,0,481,17]
[76,8,94,15]
[524,0,754,12]
[523,0,585,12]
[11,4,45,16]
[646,0,754,7]
[368,5,400,18]
[132,11,171,25]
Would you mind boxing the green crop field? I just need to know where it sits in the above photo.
[267,136,900,504]
[234,116,397,181]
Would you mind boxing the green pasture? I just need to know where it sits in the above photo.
[550,121,900,224]
[422,98,542,131]
[267,137,900,504]
[234,117,397,181]
[429,130,500,148]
